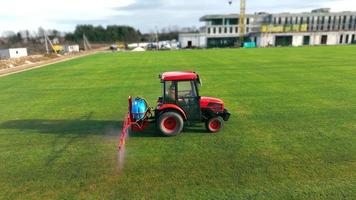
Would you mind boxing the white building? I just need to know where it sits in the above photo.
[179,8,356,48]
[179,33,207,48]
[65,45,80,53]
[0,48,28,59]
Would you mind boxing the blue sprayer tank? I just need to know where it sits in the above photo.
[131,98,148,121]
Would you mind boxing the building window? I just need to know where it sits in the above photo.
[285,17,288,25]
[346,34,350,43]
[219,27,222,34]
[235,27,238,33]
[349,16,353,29]
[224,27,227,33]
[230,27,233,33]
[207,28,211,34]
[338,16,342,30]
[278,17,282,24]
[321,35,328,45]
[352,34,355,43]
[303,36,310,45]
[213,27,216,34]
[342,16,347,30]
[246,18,250,24]
[340,35,344,44]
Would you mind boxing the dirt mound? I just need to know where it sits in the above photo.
[0,55,52,70]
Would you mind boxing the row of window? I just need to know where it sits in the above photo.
[273,15,356,31]
[301,34,355,45]
[339,34,356,44]
[207,26,250,34]
[207,18,250,26]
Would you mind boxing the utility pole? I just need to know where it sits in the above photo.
[44,34,49,54]
[44,32,55,54]
[155,26,159,50]
[83,34,92,51]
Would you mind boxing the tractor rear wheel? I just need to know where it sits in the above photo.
[205,116,224,133]
[158,112,184,136]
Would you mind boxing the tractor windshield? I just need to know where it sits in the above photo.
[177,81,197,98]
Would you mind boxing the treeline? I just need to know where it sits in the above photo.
[1,25,200,48]
[65,25,142,43]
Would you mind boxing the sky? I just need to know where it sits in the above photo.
[0,0,355,34]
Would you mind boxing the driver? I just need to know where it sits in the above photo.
[167,83,176,101]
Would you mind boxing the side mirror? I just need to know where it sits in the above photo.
[197,77,202,87]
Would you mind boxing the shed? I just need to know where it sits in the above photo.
[65,45,80,53]
[0,48,28,59]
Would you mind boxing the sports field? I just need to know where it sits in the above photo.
[0,46,355,199]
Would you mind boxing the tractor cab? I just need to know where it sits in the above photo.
[158,72,202,121]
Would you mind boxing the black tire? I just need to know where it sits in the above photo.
[157,112,184,136]
[205,116,224,133]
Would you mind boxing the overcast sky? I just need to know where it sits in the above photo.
[0,0,355,34]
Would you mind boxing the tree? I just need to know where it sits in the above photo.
[66,25,142,43]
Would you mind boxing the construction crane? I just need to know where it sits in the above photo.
[239,0,246,47]
[229,0,246,47]
[44,32,63,54]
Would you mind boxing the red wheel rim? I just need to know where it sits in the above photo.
[209,119,220,132]
[163,116,177,131]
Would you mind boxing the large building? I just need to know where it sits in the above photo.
[179,8,356,48]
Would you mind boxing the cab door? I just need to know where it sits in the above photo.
[176,80,201,121]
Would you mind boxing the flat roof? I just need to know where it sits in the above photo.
[200,9,356,21]
[161,71,198,81]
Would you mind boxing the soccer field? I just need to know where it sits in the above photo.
[0,46,355,199]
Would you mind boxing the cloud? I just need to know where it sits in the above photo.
[0,0,134,32]
[0,0,355,34]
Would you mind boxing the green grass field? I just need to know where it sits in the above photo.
[0,46,355,199]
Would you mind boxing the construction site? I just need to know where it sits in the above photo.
[0,32,102,75]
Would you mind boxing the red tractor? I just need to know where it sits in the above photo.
[119,71,230,148]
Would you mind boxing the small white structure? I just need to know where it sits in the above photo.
[0,48,28,59]
[132,47,146,52]
[179,33,207,48]
[128,43,149,49]
[65,45,80,53]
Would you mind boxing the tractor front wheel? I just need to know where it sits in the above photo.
[205,117,224,133]
[158,112,184,136]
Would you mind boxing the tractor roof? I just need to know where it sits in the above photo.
[161,71,198,81]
